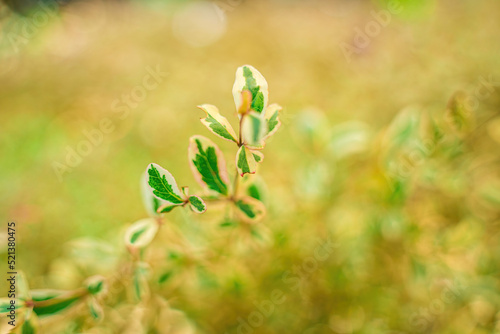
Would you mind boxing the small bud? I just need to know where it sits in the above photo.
[238,90,253,115]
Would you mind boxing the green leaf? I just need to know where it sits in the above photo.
[247,184,261,200]
[17,271,31,302]
[188,195,207,214]
[31,290,82,317]
[141,172,165,217]
[251,150,264,163]
[124,218,159,249]
[189,135,230,195]
[85,275,106,296]
[157,203,180,213]
[133,263,150,301]
[262,103,282,141]
[21,312,39,334]
[384,106,421,149]
[327,121,371,159]
[236,146,257,177]
[146,163,185,205]
[87,297,103,321]
[235,196,266,222]
[198,104,238,143]
[158,271,174,284]
[242,175,267,202]
[0,297,24,314]
[241,112,265,148]
[293,109,330,148]
[219,220,238,228]
[233,65,268,114]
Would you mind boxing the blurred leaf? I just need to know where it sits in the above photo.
[197,266,218,289]
[87,297,103,321]
[293,109,330,149]
[17,271,31,302]
[124,218,159,249]
[328,121,371,159]
[85,275,106,296]
[158,271,174,284]
[219,220,238,228]
[31,290,82,317]
[445,91,474,135]
[385,107,421,149]
[21,312,39,334]
[133,263,150,302]
[295,160,330,200]
[241,112,266,148]
[235,196,266,222]
[241,174,267,202]
[0,298,24,314]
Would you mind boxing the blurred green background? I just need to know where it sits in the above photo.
[1,0,500,333]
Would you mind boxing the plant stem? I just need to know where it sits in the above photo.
[238,114,244,146]
[234,114,246,198]
[232,167,240,199]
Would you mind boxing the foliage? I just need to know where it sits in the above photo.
[0,65,283,333]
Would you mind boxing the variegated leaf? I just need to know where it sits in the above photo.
[327,121,370,159]
[250,150,264,163]
[124,218,159,249]
[241,112,266,148]
[262,103,282,141]
[236,146,257,177]
[188,195,207,213]
[234,196,266,223]
[133,262,150,301]
[146,163,185,205]
[241,175,267,202]
[31,290,83,317]
[198,104,238,143]
[21,311,40,334]
[188,135,230,195]
[141,172,165,217]
[0,297,24,314]
[17,271,31,302]
[233,65,268,115]
[384,106,421,148]
[157,203,180,214]
[87,297,104,321]
[85,275,106,296]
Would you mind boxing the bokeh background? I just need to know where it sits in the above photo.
[1,0,500,333]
